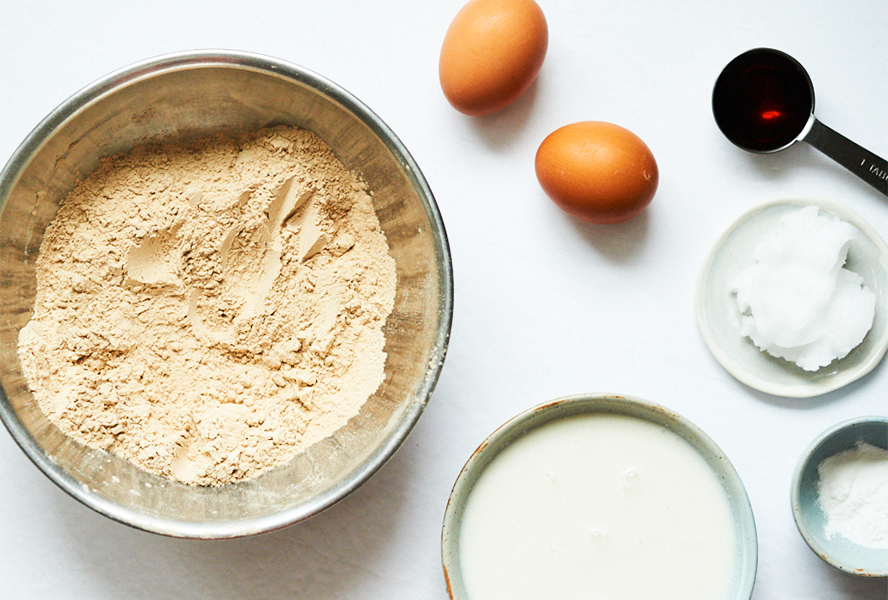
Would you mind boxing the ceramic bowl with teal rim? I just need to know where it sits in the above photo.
[791,417,888,577]
[441,393,758,599]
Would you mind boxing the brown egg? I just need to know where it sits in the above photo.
[439,0,548,116]
[535,121,659,224]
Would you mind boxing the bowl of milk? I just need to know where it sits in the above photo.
[441,393,757,600]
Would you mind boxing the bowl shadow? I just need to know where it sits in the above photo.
[54,440,421,599]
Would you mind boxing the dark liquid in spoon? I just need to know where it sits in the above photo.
[712,49,814,152]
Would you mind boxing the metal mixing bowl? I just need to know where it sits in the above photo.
[0,50,452,538]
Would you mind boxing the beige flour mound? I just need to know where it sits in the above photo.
[18,126,397,486]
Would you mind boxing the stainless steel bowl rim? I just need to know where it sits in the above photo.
[0,49,453,538]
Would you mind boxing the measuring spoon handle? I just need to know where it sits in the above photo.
[803,119,888,197]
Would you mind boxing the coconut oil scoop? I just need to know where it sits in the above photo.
[713,48,888,197]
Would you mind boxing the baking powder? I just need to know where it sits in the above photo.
[816,441,888,549]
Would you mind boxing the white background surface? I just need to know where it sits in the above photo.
[1,1,886,598]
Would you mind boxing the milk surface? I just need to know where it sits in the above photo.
[458,413,738,600]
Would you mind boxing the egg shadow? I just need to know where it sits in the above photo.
[469,75,543,151]
[565,208,651,263]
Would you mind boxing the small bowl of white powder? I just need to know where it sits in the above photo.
[696,198,888,398]
[791,417,888,577]
[0,51,452,537]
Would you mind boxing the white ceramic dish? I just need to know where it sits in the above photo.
[441,393,758,600]
[696,198,888,398]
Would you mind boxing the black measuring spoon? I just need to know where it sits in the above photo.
[712,48,888,196]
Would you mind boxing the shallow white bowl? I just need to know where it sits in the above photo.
[696,198,888,398]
